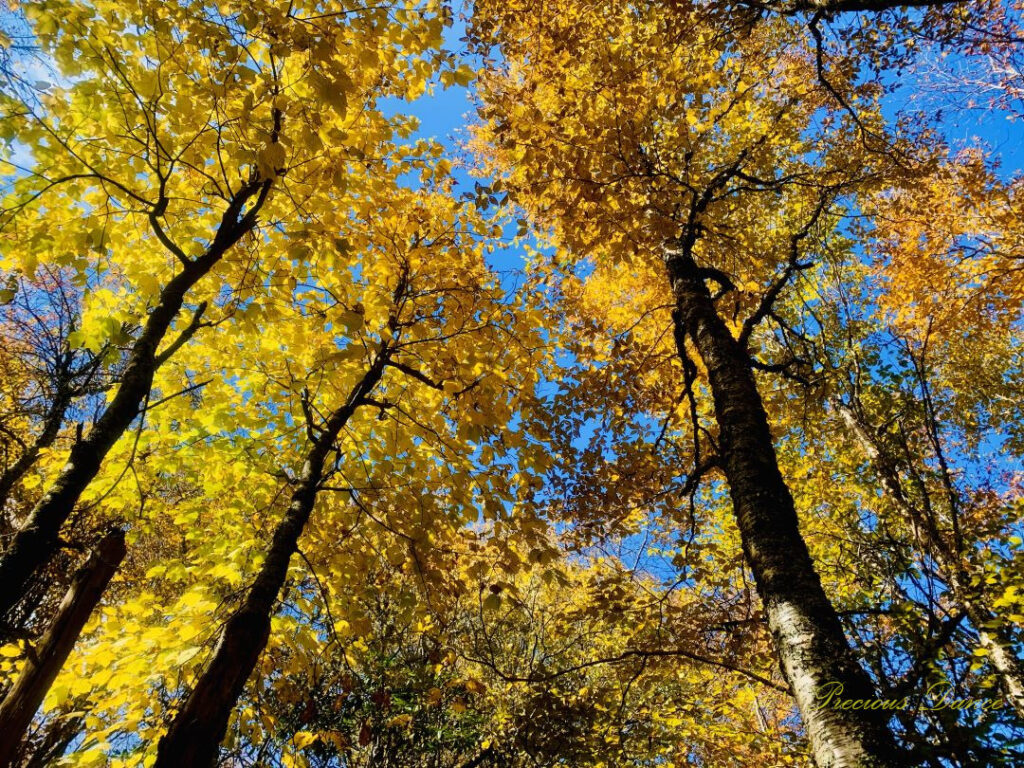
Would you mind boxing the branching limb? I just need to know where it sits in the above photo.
[154,302,209,368]
[740,190,832,347]
[148,208,190,266]
[385,360,444,390]
[299,388,324,443]
[138,379,212,414]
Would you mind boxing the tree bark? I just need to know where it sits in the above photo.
[20,705,84,768]
[665,243,906,767]
[962,597,1024,718]
[154,347,390,768]
[835,401,1024,720]
[0,387,71,515]
[0,528,126,767]
[0,180,271,628]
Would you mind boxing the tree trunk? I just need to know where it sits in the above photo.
[154,349,389,768]
[665,244,906,767]
[0,388,71,515]
[963,597,1024,718]
[20,706,85,768]
[0,528,126,767]
[836,401,1024,720]
[0,180,270,628]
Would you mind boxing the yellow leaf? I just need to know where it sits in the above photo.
[293,731,318,749]
[257,142,287,179]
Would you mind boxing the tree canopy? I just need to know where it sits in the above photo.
[0,1,1021,766]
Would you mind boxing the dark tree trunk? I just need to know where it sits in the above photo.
[0,180,270,628]
[0,388,71,515]
[665,244,906,767]
[20,707,85,768]
[0,528,126,767]
[154,349,390,768]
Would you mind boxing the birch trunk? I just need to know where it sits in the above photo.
[666,244,906,767]
[836,401,1024,720]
